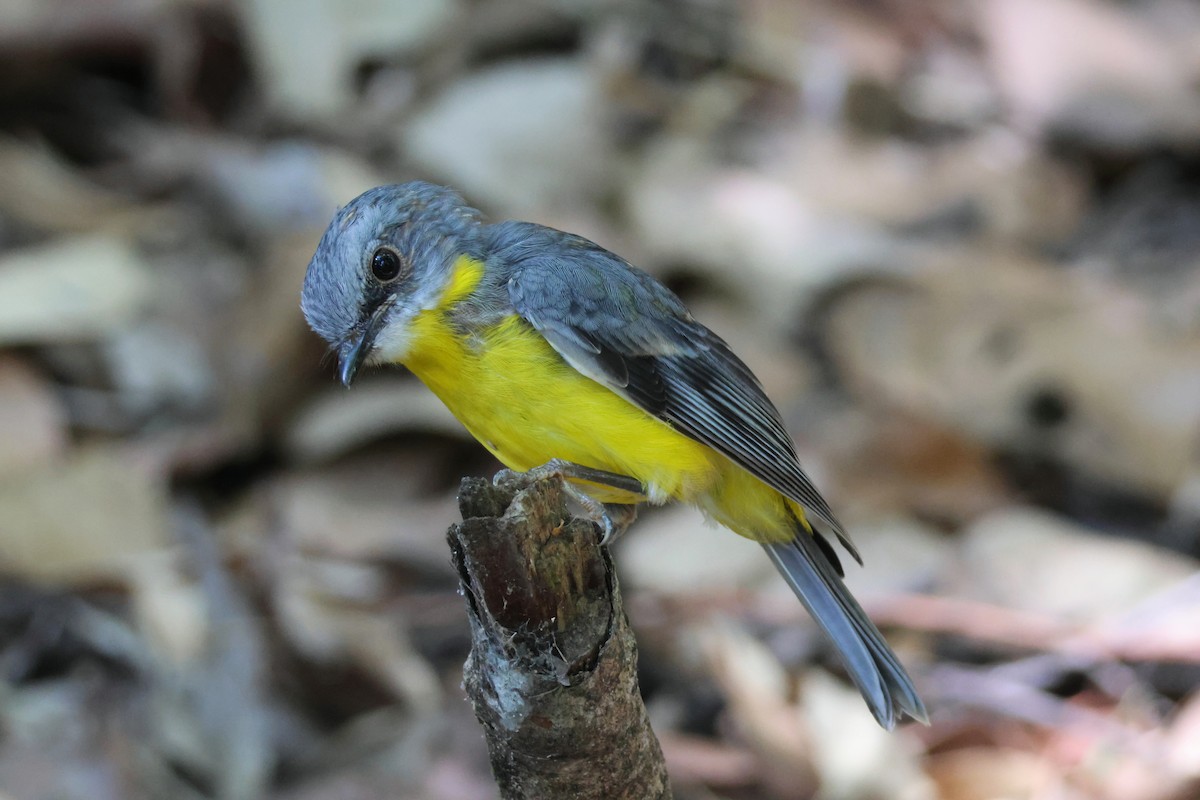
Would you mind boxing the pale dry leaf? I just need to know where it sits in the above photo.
[801,669,934,800]
[0,445,170,586]
[405,58,611,217]
[272,554,442,712]
[0,136,154,235]
[779,129,1083,233]
[0,355,66,480]
[1086,575,1200,662]
[127,554,209,667]
[641,136,894,268]
[626,135,899,323]
[268,467,459,567]
[103,323,215,417]
[239,0,462,118]
[0,235,151,345]
[285,381,466,465]
[958,507,1198,622]
[697,621,817,794]
[192,138,384,234]
[839,514,949,597]
[1165,690,1200,781]
[616,504,774,594]
[981,0,1200,146]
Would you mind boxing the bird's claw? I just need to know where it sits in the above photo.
[514,460,641,546]
[597,502,638,546]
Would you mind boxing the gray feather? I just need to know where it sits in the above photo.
[764,538,928,728]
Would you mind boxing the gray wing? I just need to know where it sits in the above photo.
[500,226,857,561]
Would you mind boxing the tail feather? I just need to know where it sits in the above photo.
[763,533,928,729]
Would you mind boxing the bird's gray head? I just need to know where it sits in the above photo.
[301,181,484,385]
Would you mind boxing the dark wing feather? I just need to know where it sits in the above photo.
[502,231,857,559]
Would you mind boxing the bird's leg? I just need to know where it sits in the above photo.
[514,458,645,545]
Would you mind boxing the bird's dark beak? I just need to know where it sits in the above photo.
[339,296,395,387]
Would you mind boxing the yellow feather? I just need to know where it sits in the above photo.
[398,256,799,543]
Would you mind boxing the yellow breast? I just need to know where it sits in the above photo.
[398,257,721,505]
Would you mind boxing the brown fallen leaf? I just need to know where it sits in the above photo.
[657,731,760,790]
[819,257,1200,498]
[926,747,1071,800]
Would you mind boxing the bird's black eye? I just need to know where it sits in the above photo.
[371,248,403,282]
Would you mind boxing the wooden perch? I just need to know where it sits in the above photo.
[448,472,672,800]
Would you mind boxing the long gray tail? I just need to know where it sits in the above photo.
[763,533,927,729]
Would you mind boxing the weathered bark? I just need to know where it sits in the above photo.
[448,472,671,800]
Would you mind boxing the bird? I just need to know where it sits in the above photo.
[300,181,927,728]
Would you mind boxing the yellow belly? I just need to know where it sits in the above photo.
[404,312,710,499]
[402,302,800,542]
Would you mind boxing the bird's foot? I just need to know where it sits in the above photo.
[596,502,638,546]
[514,459,644,545]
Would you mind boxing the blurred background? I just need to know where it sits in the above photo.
[1,0,1199,798]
